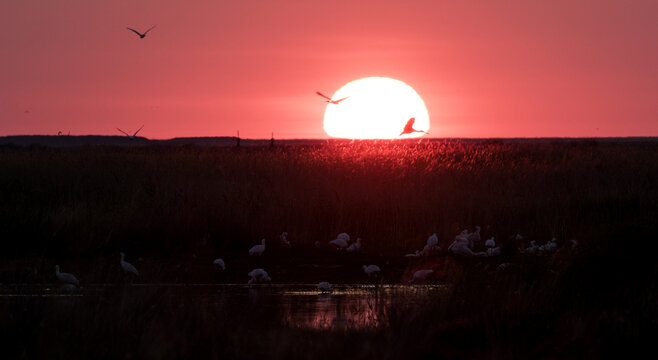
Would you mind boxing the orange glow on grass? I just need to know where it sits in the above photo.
[323,77,430,139]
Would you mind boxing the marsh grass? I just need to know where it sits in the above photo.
[1,139,657,358]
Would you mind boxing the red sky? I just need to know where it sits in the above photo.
[1,0,657,139]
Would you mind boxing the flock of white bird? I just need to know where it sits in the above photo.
[56,229,561,294]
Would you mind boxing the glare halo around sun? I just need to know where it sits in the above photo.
[323,77,430,139]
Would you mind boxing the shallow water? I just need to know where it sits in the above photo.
[1,283,447,330]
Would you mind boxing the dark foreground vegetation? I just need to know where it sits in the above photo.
[1,139,657,359]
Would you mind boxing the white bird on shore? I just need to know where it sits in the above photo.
[544,238,558,252]
[408,269,434,284]
[249,239,266,256]
[522,240,538,254]
[329,236,349,250]
[120,253,139,276]
[59,283,82,293]
[363,265,381,277]
[317,281,333,293]
[346,238,362,252]
[55,265,80,286]
[485,237,495,248]
[213,258,226,270]
[248,268,271,284]
[279,232,291,248]
[421,233,440,256]
[405,250,421,258]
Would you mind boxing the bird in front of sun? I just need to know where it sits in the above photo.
[126,25,156,39]
[316,91,350,105]
[117,125,144,140]
[399,117,428,136]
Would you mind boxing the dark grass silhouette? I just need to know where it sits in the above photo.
[0,139,656,358]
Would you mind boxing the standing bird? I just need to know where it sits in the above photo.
[126,25,156,39]
[317,281,333,294]
[213,258,226,271]
[363,265,381,278]
[329,233,350,250]
[248,268,271,284]
[346,238,362,253]
[408,269,434,284]
[316,91,349,105]
[120,253,139,276]
[399,117,427,136]
[117,125,144,139]
[55,265,80,287]
[249,239,266,256]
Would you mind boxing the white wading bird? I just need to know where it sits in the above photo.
[249,239,266,256]
[126,25,156,39]
[317,282,333,293]
[55,265,80,287]
[278,232,291,248]
[408,269,434,284]
[117,125,144,139]
[329,233,350,250]
[422,233,440,256]
[248,268,271,284]
[316,91,349,105]
[405,250,421,258]
[363,265,381,277]
[346,238,362,252]
[120,252,139,276]
[213,258,226,271]
[448,230,487,257]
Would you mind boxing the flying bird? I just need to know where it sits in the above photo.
[316,91,349,105]
[399,117,428,136]
[117,125,144,139]
[126,26,156,39]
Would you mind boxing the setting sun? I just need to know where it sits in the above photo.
[322,77,430,139]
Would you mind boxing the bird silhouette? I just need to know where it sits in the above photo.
[117,125,144,139]
[316,91,349,104]
[399,117,428,136]
[127,26,156,39]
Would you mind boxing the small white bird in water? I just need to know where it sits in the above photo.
[249,239,266,256]
[213,258,226,270]
[248,268,271,284]
[363,264,381,277]
[120,253,139,276]
[55,265,80,286]
[408,269,434,284]
[317,282,333,293]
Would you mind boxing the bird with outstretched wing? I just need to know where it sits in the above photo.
[399,117,427,136]
[316,91,349,104]
[126,25,156,38]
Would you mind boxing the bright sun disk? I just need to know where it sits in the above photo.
[323,77,430,139]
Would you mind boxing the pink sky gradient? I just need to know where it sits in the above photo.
[1,0,657,139]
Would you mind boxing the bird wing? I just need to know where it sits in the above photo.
[126,27,144,37]
[117,128,130,136]
[334,96,350,103]
[133,125,144,136]
[399,118,416,135]
[316,91,332,101]
[143,25,156,35]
